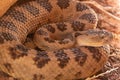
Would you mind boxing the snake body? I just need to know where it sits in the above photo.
[0,0,113,80]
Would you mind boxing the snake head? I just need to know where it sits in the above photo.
[75,29,113,47]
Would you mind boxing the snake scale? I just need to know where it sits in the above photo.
[0,0,113,80]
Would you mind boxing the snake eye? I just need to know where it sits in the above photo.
[100,34,105,39]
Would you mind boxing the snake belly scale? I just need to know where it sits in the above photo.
[0,0,112,80]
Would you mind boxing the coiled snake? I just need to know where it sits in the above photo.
[0,0,113,80]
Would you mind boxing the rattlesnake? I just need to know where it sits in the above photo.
[0,0,113,80]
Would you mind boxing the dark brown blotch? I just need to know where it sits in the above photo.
[71,21,85,31]
[13,78,21,80]
[9,48,18,60]
[86,47,102,62]
[4,63,14,73]
[74,32,82,37]
[37,0,53,12]
[37,29,48,35]
[16,44,29,52]
[54,49,70,68]
[56,22,67,32]
[44,24,55,33]
[22,3,39,16]
[0,32,17,41]
[35,47,42,51]
[6,8,27,23]
[44,37,55,43]
[0,71,10,78]
[55,74,63,80]
[33,51,51,68]
[0,20,17,32]
[76,3,89,11]
[0,32,17,44]
[71,48,87,66]
[9,44,28,59]
[0,70,19,80]
[79,13,96,24]
[33,74,45,80]
[57,0,70,9]
[0,36,4,44]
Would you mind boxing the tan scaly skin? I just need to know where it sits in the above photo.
[0,0,114,80]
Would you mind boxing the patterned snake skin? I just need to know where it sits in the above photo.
[0,0,113,80]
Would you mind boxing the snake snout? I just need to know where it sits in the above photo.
[89,29,113,45]
[98,29,113,44]
[76,29,113,47]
